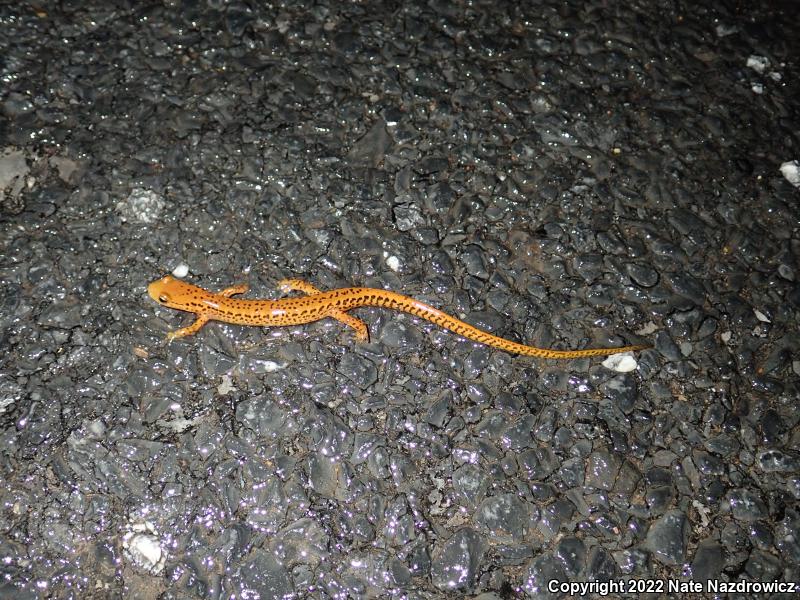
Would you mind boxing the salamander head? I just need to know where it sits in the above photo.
[148,275,204,310]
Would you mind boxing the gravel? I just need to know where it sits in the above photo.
[1,1,799,598]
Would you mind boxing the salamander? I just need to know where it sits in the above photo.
[147,275,648,359]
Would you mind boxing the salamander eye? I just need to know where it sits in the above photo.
[158,294,170,303]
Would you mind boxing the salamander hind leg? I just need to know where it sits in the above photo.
[219,284,249,298]
[329,310,370,343]
[165,315,210,343]
[277,278,369,342]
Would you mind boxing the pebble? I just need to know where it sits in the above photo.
[474,494,529,541]
[645,510,688,565]
[431,528,485,591]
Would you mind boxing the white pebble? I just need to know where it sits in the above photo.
[635,321,658,335]
[779,161,800,188]
[602,353,638,373]
[385,255,401,271]
[171,263,190,278]
[746,55,769,74]
[753,309,771,323]
[123,522,165,574]
[217,374,236,395]
[0,148,28,190]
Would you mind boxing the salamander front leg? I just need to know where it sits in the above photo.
[277,278,321,295]
[219,284,249,298]
[277,278,370,343]
[166,314,210,343]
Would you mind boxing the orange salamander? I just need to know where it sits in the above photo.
[147,275,648,359]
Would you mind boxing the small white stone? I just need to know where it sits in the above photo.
[721,331,732,343]
[746,55,769,74]
[751,82,764,95]
[386,255,401,271]
[753,309,771,323]
[602,353,638,373]
[127,534,163,572]
[123,522,165,574]
[635,321,658,335]
[217,374,236,395]
[172,263,190,278]
[692,499,712,528]
[87,419,106,436]
[157,413,204,433]
[779,161,800,188]
[0,148,28,190]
